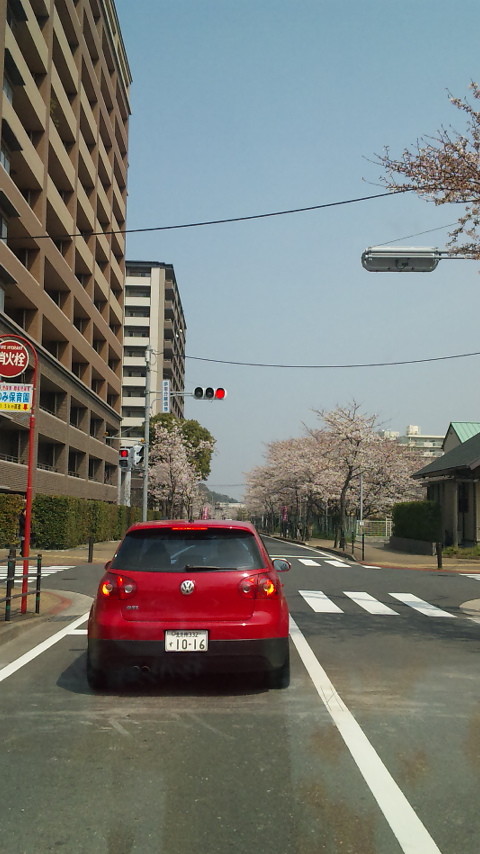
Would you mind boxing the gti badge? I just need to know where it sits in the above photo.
[180,579,195,595]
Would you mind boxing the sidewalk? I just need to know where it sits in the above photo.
[305,537,480,573]
[0,540,118,641]
[0,539,119,566]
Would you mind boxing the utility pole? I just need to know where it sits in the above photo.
[142,346,151,522]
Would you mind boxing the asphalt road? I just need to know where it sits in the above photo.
[0,538,479,854]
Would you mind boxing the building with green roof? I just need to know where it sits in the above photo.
[413,426,480,546]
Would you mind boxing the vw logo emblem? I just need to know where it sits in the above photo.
[180,579,195,595]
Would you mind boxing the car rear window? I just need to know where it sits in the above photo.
[109,528,264,572]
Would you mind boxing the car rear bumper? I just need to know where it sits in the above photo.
[88,636,289,675]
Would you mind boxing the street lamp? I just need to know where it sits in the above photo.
[361,246,441,272]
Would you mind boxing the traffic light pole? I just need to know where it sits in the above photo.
[142,346,151,522]
[140,361,227,521]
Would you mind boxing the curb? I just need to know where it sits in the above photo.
[0,590,91,643]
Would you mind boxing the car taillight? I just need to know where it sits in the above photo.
[101,579,115,596]
[99,573,136,599]
[238,572,279,599]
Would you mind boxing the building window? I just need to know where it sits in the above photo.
[2,75,13,103]
[0,214,8,242]
[126,268,150,277]
[0,142,11,174]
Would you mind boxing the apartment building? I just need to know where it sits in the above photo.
[0,0,131,500]
[122,260,186,437]
[382,425,444,459]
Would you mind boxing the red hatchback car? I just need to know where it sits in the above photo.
[87,520,291,690]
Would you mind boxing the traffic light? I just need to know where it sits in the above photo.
[193,387,227,400]
[133,443,145,468]
[119,447,134,470]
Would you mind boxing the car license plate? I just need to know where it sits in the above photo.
[164,630,208,652]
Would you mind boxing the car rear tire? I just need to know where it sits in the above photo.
[268,648,290,689]
[86,653,109,690]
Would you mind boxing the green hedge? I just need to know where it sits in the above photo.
[0,493,26,548]
[0,493,143,549]
[392,500,442,542]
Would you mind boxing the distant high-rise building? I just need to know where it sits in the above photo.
[381,425,444,459]
[0,0,131,501]
[122,261,186,436]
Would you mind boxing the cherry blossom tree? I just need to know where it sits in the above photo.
[149,422,214,518]
[374,82,480,257]
[150,413,215,479]
[245,402,423,546]
[307,403,384,547]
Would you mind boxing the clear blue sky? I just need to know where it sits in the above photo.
[115,0,480,500]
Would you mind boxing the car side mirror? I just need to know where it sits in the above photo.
[104,560,112,570]
[273,558,291,573]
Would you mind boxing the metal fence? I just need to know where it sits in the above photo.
[302,518,392,542]
[0,549,43,621]
[356,519,392,540]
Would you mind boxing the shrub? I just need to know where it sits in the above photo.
[392,500,442,542]
[0,494,144,550]
[0,493,25,548]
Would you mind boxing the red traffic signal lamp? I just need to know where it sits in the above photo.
[119,447,133,470]
[193,387,227,400]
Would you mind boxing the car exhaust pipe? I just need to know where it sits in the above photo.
[141,665,151,674]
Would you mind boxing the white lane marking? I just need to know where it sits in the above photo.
[298,559,322,566]
[0,613,90,683]
[363,565,381,569]
[0,565,74,580]
[389,594,455,618]
[289,617,443,854]
[43,565,75,571]
[344,592,399,615]
[269,552,333,559]
[325,560,351,568]
[269,548,340,560]
[300,590,457,618]
[299,590,343,613]
[462,574,480,580]
[69,629,88,635]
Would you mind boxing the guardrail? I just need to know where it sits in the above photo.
[0,548,43,621]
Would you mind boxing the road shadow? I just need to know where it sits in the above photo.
[58,650,271,698]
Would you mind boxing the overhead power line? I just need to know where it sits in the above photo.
[185,350,480,369]
[8,190,407,241]
[377,221,459,246]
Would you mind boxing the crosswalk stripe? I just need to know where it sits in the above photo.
[388,593,455,617]
[462,574,480,580]
[325,560,351,568]
[298,559,321,566]
[343,591,399,615]
[299,590,343,613]
[0,565,74,582]
[300,589,457,618]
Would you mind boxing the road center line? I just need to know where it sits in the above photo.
[289,617,442,854]
[0,613,90,683]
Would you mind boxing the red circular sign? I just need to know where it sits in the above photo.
[0,339,30,378]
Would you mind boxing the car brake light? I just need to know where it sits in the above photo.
[99,573,136,598]
[238,573,278,599]
[170,526,208,531]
